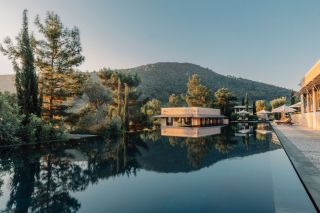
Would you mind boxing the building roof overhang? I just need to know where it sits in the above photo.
[300,60,320,93]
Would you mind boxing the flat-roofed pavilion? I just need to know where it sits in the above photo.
[154,107,228,127]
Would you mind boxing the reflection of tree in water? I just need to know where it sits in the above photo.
[0,134,148,212]
[85,133,148,180]
[0,155,12,199]
[215,138,234,154]
[256,132,266,141]
[161,127,237,168]
[31,154,81,213]
[184,137,215,168]
[140,131,161,142]
[6,156,40,212]
[168,137,180,147]
[0,127,278,212]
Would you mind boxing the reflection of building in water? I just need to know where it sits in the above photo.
[161,126,222,138]
[234,122,254,136]
[154,107,228,128]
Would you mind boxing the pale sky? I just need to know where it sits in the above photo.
[1,0,320,90]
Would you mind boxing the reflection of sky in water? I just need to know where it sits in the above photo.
[72,149,313,213]
[0,124,316,212]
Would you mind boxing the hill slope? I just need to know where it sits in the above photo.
[117,62,291,102]
[0,62,292,102]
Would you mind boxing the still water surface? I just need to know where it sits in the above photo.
[0,124,316,212]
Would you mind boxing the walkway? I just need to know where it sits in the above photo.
[272,124,320,210]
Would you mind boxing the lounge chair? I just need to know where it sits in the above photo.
[275,118,294,125]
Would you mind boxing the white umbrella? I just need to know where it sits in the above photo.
[272,105,296,113]
[237,110,250,115]
[257,109,271,114]
[289,102,301,109]
[257,109,271,120]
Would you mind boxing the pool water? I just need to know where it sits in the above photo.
[0,124,316,212]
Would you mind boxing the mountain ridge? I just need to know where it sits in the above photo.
[116,62,291,101]
[0,62,292,101]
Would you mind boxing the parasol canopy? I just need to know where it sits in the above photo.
[237,110,250,115]
[289,102,301,109]
[257,109,271,114]
[272,105,296,113]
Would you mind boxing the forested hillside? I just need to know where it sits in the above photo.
[117,62,291,102]
[0,62,292,102]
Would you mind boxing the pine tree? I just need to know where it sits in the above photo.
[117,78,122,116]
[34,12,85,124]
[252,101,256,115]
[241,98,245,106]
[290,90,296,105]
[123,83,129,131]
[185,74,210,107]
[244,93,249,111]
[214,88,237,116]
[0,9,40,117]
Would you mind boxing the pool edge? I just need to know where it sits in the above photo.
[271,123,320,212]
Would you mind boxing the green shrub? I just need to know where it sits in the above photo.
[230,112,239,121]
[0,92,63,144]
[0,93,23,144]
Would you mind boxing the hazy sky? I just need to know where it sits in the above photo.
[1,0,320,90]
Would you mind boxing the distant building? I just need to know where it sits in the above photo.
[294,60,320,129]
[155,107,228,127]
[154,107,228,137]
[233,105,253,114]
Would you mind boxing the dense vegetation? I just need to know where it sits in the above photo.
[116,62,292,102]
[0,10,297,145]
[0,92,63,144]
[0,10,63,144]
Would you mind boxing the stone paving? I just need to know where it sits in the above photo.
[272,124,320,210]
[274,125,320,170]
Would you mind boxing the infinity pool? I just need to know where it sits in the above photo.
[0,124,316,212]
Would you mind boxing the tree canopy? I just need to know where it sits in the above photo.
[214,88,237,116]
[185,74,211,107]
[0,10,39,117]
[34,11,85,124]
[270,97,286,109]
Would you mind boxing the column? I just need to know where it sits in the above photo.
[300,94,305,114]
[313,88,317,129]
[306,92,310,113]
[313,87,317,113]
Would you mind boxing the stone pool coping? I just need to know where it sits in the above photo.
[272,124,320,211]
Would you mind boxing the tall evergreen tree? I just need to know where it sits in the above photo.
[214,88,237,116]
[123,83,129,131]
[244,93,249,111]
[34,11,85,124]
[252,101,256,115]
[185,74,210,107]
[117,78,122,117]
[0,9,40,117]
[290,90,296,105]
